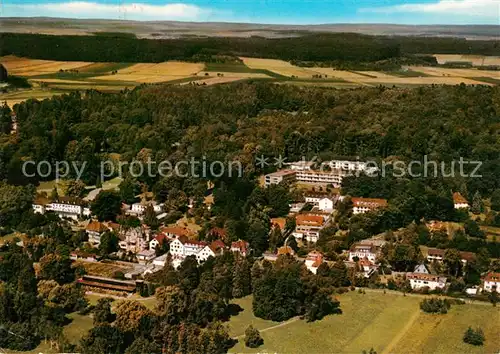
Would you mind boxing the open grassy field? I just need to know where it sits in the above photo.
[0,88,66,108]
[228,291,500,354]
[433,54,500,67]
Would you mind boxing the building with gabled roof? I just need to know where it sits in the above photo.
[305,250,324,274]
[231,240,250,256]
[293,213,328,243]
[483,272,500,293]
[453,192,469,209]
[407,273,447,290]
[351,197,388,214]
[349,243,378,262]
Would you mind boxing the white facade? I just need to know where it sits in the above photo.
[408,273,447,290]
[483,273,500,293]
[264,170,296,187]
[348,244,377,262]
[294,170,343,187]
[32,204,46,214]
[196,246,216,263]
[318,198,334,212]
[454,202,470,209]
[137,249,156,264]
[44,199,88,220]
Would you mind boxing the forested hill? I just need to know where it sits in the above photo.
[1,83,499,198]
[0,32,499,64]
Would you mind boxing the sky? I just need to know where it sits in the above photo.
[1,0,499,25]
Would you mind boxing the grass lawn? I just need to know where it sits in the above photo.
[228,291,500,354]
[64,313,94,345]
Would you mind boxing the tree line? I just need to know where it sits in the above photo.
[1,32,499,65]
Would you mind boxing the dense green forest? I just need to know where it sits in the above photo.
[1,82,500,256]
[0,32,499,65]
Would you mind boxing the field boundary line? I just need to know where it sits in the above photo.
[381,309,420,354]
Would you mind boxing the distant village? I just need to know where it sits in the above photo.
[28,159,500,298]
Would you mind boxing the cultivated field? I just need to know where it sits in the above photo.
[93,61,204,83]
[408,66,500,79]
[433,54,500,67]
[357,76,493,86]
[228,291,500,354]
[240,57,322,78]
[1,55,92,76]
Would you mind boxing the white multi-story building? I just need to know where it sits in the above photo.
[294,169,344,187]
[483,272,500,293]
[348,243,378,262]
[169,237,225,266]
[264,170,297,187]
[129,201,163,216]
[86,220,112,246]
[293,214,328,243]
[351,197,388,214]
[407,273,447,290]
[327,160,378,175]
[35,197,91,220]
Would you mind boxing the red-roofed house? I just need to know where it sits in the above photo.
[270,218,286,231]
[293,214,328,243]
[352,198,388,214]
[231,240,250,256]
[86,220,113,246]
[169,237,225,265]
[483,272,500,293]
[453,192,469,209]
[207,227,227,241]
[160,226,192,239]
[149,233,169,250]
[305,251,323,274]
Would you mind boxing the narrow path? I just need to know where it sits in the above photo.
[233,316,300,339]
[381,309,420,354]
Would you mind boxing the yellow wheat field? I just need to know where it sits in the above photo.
[93,61,204,83]
[196,71,271,79]
[433,54,500,66]
[408,66,500,79]
[1,56,91,76]
[359,76,493,86]
[240,57,322,78]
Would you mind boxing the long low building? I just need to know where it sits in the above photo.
[77,275,138,293]
[407,273,447,290]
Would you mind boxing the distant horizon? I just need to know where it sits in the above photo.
[1,0,498,25]
[1,16,499,27]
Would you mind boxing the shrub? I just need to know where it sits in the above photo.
[420,298,451,314]
[463,327,484,346]
[244,325,263,348]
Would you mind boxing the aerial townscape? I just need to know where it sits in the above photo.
[0,1,500,353]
